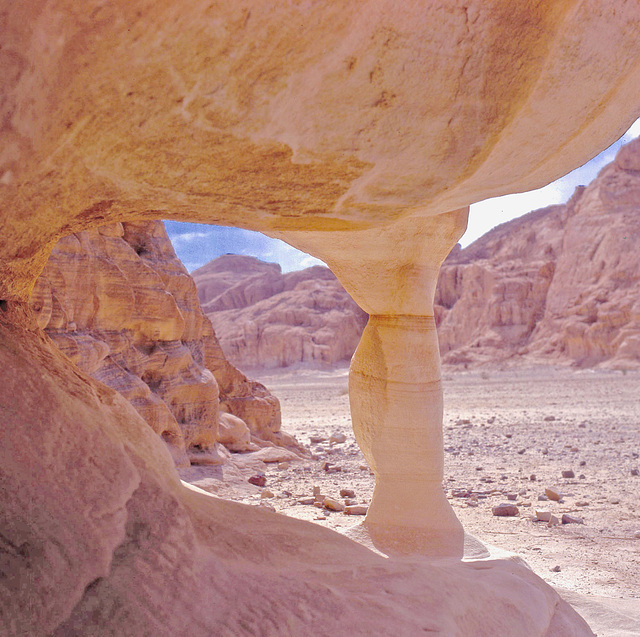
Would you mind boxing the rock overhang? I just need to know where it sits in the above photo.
[2,1,640,300]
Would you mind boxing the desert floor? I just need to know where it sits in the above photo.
[182,367,640,634]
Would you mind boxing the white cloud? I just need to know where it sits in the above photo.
[169,231,209,246]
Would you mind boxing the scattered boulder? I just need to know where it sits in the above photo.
[561,470,575,479]
[561,514,584,525]
[340,489,356,498]
[545,487,563,501]
[492,503,519,517]
[330,433,347,445]
[344,505,368,516]
[248,474,266,487]
[323,497,345,512]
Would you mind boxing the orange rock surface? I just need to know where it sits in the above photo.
[193,256,368,370]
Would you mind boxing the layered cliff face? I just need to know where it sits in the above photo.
[193,256,368,370]
[436,137,640,369]
[30,221,289,467]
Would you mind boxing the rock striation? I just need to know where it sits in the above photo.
[30,221,292,466]
[436,136,640,370]
[193,255,368,370]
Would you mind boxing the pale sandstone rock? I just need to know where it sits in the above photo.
[194,256,368,370]
[2,2,638,634]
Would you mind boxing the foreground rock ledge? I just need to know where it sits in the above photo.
[0,319,592,636]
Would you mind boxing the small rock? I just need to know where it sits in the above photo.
[578,474,586,479]
[535,510,552,522]
[298,497,315,505]
[487,417,496,424]
[578,423,586,428]
[248,474,266,487]
[278,462,290,470]
[576,501,589,507]
[545,487,562,501]
[475,466,484,471]
[519,489,527,496]
[541,448,549,455]
[329,433,347,445]
[340,488,356,498]
[313,502,324,509]
[344,505,368,516]
[547,515,560,527]
[344,499,357,506]
[544,416,556,422]
[634,531,640,539]
[258,503,276,512]
[517,448,526,455]
[323,497,345,512]
[550,565,561,572]
[492,503,519,517]
[631,468,639,476]
[562,514,584,525]
[260,489,275,499]
[505,433,512,439]
[309,435,327,444]
[562,470,575,479]
[538,494,549,501]
[313,486,321,496]
[610,498,620,505]
[506,493,518,501]
[530,474,537,482]
[359,465,369,471]
[579,460,586,466]
[314,515,327,520]
[570,447,579,453]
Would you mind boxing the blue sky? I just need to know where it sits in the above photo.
[166,118,640,273]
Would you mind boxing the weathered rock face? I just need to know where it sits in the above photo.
[435,137,640,369]
[31,221,286,464]
[193,255,368,370]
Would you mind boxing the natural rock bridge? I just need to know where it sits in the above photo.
[1,2,639,635]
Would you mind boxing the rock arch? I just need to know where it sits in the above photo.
[2,2,640,634]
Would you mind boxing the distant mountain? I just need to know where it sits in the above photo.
[192,255,368,370]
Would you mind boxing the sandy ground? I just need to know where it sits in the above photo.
[182,367,640,635]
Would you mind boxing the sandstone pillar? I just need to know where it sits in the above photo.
[275,208,468,557]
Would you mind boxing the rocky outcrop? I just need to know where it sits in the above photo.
[193,256,368,370]
[435,137,640,370]
[30,221,291,466]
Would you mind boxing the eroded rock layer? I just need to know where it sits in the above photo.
[30,221,289,465]
[436,137,640,369]
[193,255,368,370]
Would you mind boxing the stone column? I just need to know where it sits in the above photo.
[275,208,468,557]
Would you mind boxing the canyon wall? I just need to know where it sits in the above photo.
[436,136,640,369]
[193,255,368,369]
[30,221,295,466]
